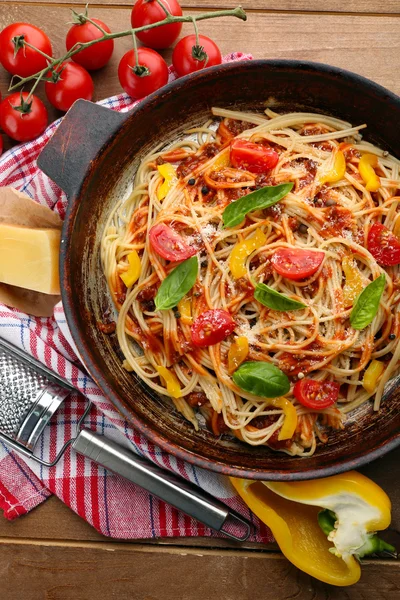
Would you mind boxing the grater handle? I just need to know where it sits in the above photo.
[72,429,251,541]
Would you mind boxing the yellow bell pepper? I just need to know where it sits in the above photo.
[359,154,380,192]
[232,471,393,586]
[229,228,267,279]
[211,149,230,170]
[362,360,385,393]
[342,256,365,306]
[157,163,177,201]
[270,397,297,440]
[156,365,182,398]
[120,250,141,288]
[319,150,346,185]
[178,296,193,325]
[228,336,249,373]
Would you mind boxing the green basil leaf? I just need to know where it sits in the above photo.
[155,256,198,311]
[350,274,386,330]
[254,282,306,311]
[232,361,290,398]
[222,182,293,228]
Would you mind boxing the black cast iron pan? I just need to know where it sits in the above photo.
[38,60,400,480]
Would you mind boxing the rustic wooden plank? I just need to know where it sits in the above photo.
[0,539,399,600]
[1,1,399,15]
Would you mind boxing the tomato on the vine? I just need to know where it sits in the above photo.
[45,62,94,112]
[0,23,52,77]
[172,34,222,77]
[0,92,48,142]
[118,48,169,99]
[131,0,182,50]
[66,18,114,71]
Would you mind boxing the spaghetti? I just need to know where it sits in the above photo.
[101,107,400,456]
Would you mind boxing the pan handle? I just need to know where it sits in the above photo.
[37,100,129,198]
[72,428,252,541]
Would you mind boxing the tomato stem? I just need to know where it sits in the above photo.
[14,38,53,61]
[8,5,247,93]
[155,0,172,18]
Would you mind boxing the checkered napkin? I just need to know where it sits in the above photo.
[0,53,272,542]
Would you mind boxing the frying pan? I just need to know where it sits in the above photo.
[38,60,400,480]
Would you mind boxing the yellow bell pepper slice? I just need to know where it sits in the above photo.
[156,366,182,398]
[157,163,177,201]
[120,250,141,288]
[359,154,381,192]
[362,360,385,393]
[231,477,361,587]
[228,336,249,373]
[270,397,297,440]
[178,296,193,325]
[211,149,230,170]
[319,150,346,185]
[229,228,267,279]
[342,256,365,306]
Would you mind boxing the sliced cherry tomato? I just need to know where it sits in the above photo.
[66,18,114,71]
[149,223,196,261]
[0,92,48,142]
[230,139,279,173]
[45,62,94,112]
[191,309,235,347]
[293,379,340,409]
[367,223,400,266]
[131,0,182,50]
[172,35,222,77]
[118,48,168,99]
[272,248,325,281]
[0,23,52,77]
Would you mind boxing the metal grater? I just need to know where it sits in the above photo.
[0,337,251,541]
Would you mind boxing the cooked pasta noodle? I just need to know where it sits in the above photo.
[101,107,400,456]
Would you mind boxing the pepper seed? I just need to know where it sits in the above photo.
[389,333,396,340]
[188,178,196,185]
[201,186,210,195]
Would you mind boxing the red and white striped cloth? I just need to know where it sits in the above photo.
[0,53,273,542]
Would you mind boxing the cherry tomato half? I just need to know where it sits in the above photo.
[118,48,169,99]
[0,23,52,77]
[149,223,196,261]
[0,92,48,142]
[66,18,114,71]
[191,309,235,347]
[367,223,400,266]
[131,0,182,50]
[293,379,340,409]
[230,139,279,173]
[45,62,94,112]
[272,248,325,281]
[172,35,222,77]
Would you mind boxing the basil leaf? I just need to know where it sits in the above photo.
[254,282,306,311]
[350,274,386,330]
[222,182,293,228]
[233,361,290,398]
[155,256,198,311]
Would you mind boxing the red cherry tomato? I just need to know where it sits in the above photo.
[230,139,279,173]
[118,48,168,99]
[367,223,400,266]
[293,379,340,409]
[191,309,235,347]
[45,62,94,112]
[131,0,182,50]
[0,23,52,77]
[172,35,222,77]
[272,248,325,281]
[149,223,196,261]
[0,92,48,142]
[66,18,114,71]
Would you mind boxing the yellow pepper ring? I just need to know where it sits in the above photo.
[319,150,346,185]
[156,366,182,399]
[358,153,381,192]
[120,250,141,288]
[229,228,267,279]
[227,336,249,373]
[157,163,178,201]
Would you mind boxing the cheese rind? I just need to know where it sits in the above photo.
[0,223,60,295]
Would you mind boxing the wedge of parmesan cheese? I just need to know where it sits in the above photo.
[0,223,60,295]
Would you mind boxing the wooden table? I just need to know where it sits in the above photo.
[1,1,400,598]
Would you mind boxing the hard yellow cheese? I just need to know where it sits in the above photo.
[0,223,60,295]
